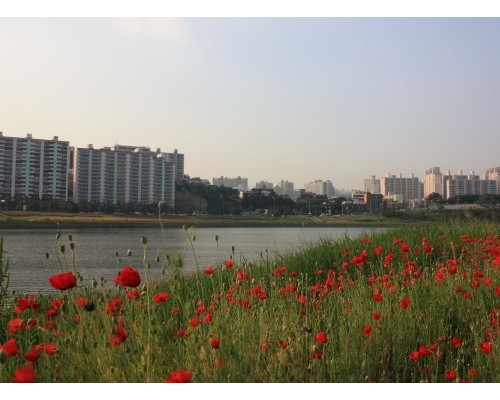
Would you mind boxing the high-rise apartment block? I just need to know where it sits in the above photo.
[424,167,498,199]
[304,180,335,197]
[275,180,296,199]
[0,132,70,200]
[380,172,423,204]
[255,181,274,190]
[73,144,176,207]
[165,149,184,181]
[212,176,248,191]
[486,167,500,195]
[364,175,381,194]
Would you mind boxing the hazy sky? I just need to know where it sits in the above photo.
[1,17,500,190]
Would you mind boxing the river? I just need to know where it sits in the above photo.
[0,226,385,294]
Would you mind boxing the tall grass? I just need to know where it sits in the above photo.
[0,221,499,382]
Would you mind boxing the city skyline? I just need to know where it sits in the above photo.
[1,18,500,190]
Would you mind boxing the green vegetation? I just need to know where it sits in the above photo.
[0,220,499,382]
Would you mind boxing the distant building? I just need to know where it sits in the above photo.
[351,190,366,204]
[165,149,184,181]
[275,180,296,199]
[0,132,70,200]
[212,176,248,191]
[364,175,381,195]
[74,144,175,207]
[380,172,423,204]
[255,181,274,190]
[304,180,335,197]
[423,167,444,198]
[365,193,384,212]
[485,167,500,195]
[443,170,497,200]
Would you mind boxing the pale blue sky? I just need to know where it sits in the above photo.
[1,17,500,190]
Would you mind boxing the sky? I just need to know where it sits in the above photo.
[1,5,500,192]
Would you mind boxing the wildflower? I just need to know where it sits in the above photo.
[468,368,477,378]
[480,341,492,354]
[409,351,420,360]
[114,266,141,288]
[49,271,77,291]
[279,341,288,349]
[445,369,457,381]
[204,266,215,275]
[400,297,411,310]
[272,266,286,276]
[173,328,189,337]
[203,313,213,324]
[164,370,192,383]
[450,337,462,348]
[372,312,381,321]
[189,317,200,328]
[7,318,25,335]
[14,295,40,314]
[363,324,372,337]
[310,349,323,359]
[109,325,129,346]
[261,342,269,351]
[372,291,383,302]
[12,364,36,383]
[24,348,40,363]
[126,289,141,300]
[315,331,328,344]
[0,338,20,357]
[236,269,249,281]
[209,337,220,349]
[224,260,234,269]
[153,292,170,303]
[374,246,382,256]
[43,343,58,356]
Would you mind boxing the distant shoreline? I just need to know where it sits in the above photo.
[0,211,398,230]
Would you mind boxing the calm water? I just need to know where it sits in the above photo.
[0,226,385,294]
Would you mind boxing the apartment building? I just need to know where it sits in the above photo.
[0,132,70,200]
[304,180,335,197]
[380,172,423,204]
[212,176,248,191]
[485,167,500,195]
[364,175,381,194]
[423,167,444,198]
[275,180,296,199]
[73,144,176,207]
[444,170,497,199]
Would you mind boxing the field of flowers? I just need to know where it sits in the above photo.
[0,221,499,383]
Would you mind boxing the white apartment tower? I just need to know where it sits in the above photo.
[73,144,176,207]
[424,167,444,198]
[364,175,381,194]
[485,167,500,195]
[275,180,295,199]
[0,132,70,200]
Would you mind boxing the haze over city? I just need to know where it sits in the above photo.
[1,14,500,191]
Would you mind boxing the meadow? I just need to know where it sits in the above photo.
[0,220,499,383]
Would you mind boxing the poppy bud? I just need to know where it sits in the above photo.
[70,243,75,250]
[56,233,61,240]
[214,235,219,242]
[45,253,50,259]
[0,349,7,364]
[127,249,132,257]
[68,234,72,242]
[141,237,147,245]
[60,245,65,254]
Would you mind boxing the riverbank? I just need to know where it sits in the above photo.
[0,210,399,229]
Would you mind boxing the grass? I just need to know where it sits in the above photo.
[0,219,499,384]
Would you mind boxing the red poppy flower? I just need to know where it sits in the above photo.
[272,266,287,276]
[468,368,477,378]
[372,312,381,321]
[374,246,382,256]
[126,289,141,300]
[209,337,220,349]
[450,337,462,348]
[409,351,420,360]
[445,369,457,381]
[310,349,323,359]
[153,292,170,303]
[43,343,58,356]
[203,313,213,324]
[7,318,25,335]
[164,370,192,383]
[236,269,249,281]
[204,266,215,275]
[0,338,20,357]
[114,266,141,288]
[261,342,269,351]
[24,348,40,363]
[480,341,492,354]
[14,295,40,314]
[315,331,328,344]
[189,317,200,328]
[372,291,383,302]
[12,364,36,383]
[224,260,234,269]
[279,340,288,349]
[363,324,372,337]
[49,271,77,291]
[400,297,411,310]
